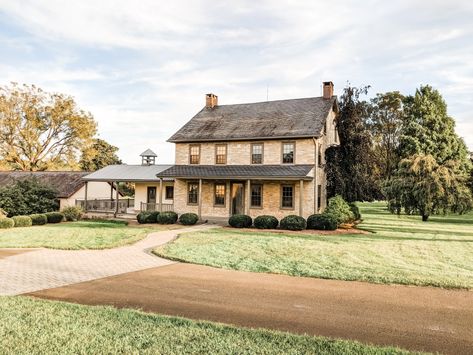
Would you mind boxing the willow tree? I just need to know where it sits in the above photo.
[0,83,97,171]
[384,154,473,221]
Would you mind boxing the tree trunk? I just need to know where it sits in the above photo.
[422,214,429,222]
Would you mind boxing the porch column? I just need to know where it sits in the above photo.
[110,182,114,200]
[198,179,203,221]
[114,181,119,217]
[84,181,88,212]
[246,180,251,215]
[314,141,319,213]
[226,181,231,217]
[159,178,163,212]
[299,180,304,217]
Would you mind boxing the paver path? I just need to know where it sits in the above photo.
[0,225,213,296]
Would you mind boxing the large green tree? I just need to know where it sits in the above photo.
[368,91,404,180]
[399,85,470,171]
[384,154,473,221]
[80,138,122,171]
[0,83,97,171]
[325,85,381,202]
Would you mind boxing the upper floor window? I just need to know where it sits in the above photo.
[214,183,226,206]
[334,122,338,143]
[251,143,263,164]
[215,144,227,164]
[189,145,200,164]
[282,142,295,164]
[318,145,323,167]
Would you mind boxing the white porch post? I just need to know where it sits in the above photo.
[299,180,304,217]
[114,181,119,217]
[198,179,202,221]
[246,180,251,215]
[84,181,88,212]
[314,141,319,213]
[159,178,163,212]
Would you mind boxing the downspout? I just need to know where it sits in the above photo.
[312,137,319,214]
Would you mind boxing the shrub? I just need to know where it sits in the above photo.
[137,211,159,224]
[254,215,278,229]
[45,212,64,224]
[12,215,32,227]
[349,202,362,221]
[307,213,338,230]
[280,215,306,231]
[157,211,178,224]
[179,213,199,225]
[228,214,252,228]
[29,214,48,226]
[62,206,83,221]
[324,195,355,225]
[0,217,14,229]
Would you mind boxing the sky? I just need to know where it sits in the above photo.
[0,0,472,164]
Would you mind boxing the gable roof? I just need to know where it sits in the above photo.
[140,149,157,157]
[0,171,89,198]
[83,164,173,182]
[168,96,337,143]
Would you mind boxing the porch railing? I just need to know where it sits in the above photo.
[76,198,134,214]
[140,202,174,212]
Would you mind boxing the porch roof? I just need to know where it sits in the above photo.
[83,164,174,182]
[155,164,314,180]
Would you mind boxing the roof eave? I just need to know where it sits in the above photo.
[167,134,322,143]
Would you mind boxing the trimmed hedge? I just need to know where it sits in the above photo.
[157,211,178,224]
[307,213,338,230]
[179,213,199,225]
[349,202,362,221]
[62,206,83,221]
[45,212,64,224]
[254,215,278,229]
[30,214,48,226]
[12,215,33,227]
[0,217,14,229]
[228,214,252,228]
[280,215,306,231]
[137,211,159,224]
[324,195,355,225]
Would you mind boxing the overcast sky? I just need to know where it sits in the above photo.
[0,1,472,164]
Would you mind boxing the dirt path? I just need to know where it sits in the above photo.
[28,263,473,355]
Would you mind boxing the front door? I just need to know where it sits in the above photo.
[147,187,157,204]
[231,182,245,215]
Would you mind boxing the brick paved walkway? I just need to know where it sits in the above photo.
[0,225,213,296]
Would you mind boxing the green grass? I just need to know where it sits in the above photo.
[0,220,178,250]
[0,296,421,355]
[156,202,473,289]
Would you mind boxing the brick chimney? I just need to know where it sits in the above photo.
[323,81,334,99]
[205,93,218,108]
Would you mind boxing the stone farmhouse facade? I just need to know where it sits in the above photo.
[83,82,339,221]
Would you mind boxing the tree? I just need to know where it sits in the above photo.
[80,138,122,171]
[0,83,97,171]
[399,85,470,171]
[384,154,473,221]
[0,178,59,216]
[325,85,381,202]
[368,91,404,180]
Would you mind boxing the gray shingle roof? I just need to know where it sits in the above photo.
[83,164,173,182]
[0,171,89,198]
[156,165,314,180]
[168,96,337,142]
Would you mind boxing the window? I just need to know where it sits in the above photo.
[214,183,226,206]
[282,142,294,164]
[250,184,262,207]
[251,143,263,164]
[334,122,338,143]
[187,182,199,204]
[318,145,323,167]
[215,144,227,164]
[281,185,294,208]
[165,186,174,200]
[317,184,322,211]
[189,145,200,164]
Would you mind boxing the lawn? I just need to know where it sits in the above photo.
[156,202,473,289]
[0,296,421,355]
[0,220,178,250]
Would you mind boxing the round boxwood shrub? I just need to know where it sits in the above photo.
[228,214,252,228]
[45,212,64,224]
[307,213,338,230]
[254,215,278,229]
[280,215,306,231]
[30,213,48,225]
[62,206,83,221]
[157,211,178,224]
[137,211,159,224]
[349,202,361,221]
[0,217,14,229]
[179,213,199,225]
[12,215,33,227]
[324,195,355,225]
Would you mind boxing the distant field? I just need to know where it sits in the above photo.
[156,202,473,289]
